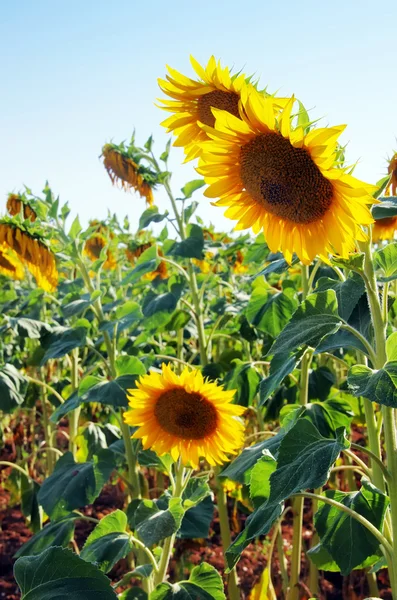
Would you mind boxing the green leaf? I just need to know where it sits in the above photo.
[81,510,132,573]
[182,477,211,509]
[160,139,171,163]
[151,562,225,600]
[0,364,27,413]
[375,242,397,282]
[62,298,92,318]
[115,356,146,378]
[37,450,115,519]
[270,290,342,357]
[135,498,185,547]
[40,326,87,364]
[246,289,296,337]
[178,496,214,539]
[164,309,191,332]
[123,247,159,284]
[169,224,204,259]
[181,179,205,199]
[14,514,78,558]
[142,291,179,317]
[259,353,300,406]
[315,273,365,321]
[372,196,397,219]
[138,206,168,230]
[257,255,299,277]
[249,452,277,509]
[308,366,336,401]
[315,479,389,574]
[14,546,118,599]
[220,433,285,484]
[118,588,147,599]
[280,397,353,439]
[307,543,340,572]
[68,215,82,240]
[20,474,41,533]
[331,253,365,272]
[223,360,260,407]
[348,362,397,407]
[387,331,397,361]
[79,375,139,408]
[8,317,52,339]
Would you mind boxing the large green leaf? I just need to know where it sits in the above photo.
[81,510,132,573]
[372,196,397,219]
[139,206,168,230]
[14,546,118,599]
[78,371,142,408]
[348,362,397,407]
[375,242,397,282]
[226,419,348,568]
[280,397,353,439]
[14,514,78,558]
[259,353,301,406]
[315,273,364,321]
[270,290,342,357]
[246,288,296,337]
[181,179,205,199]
[315,479,389,574]
[0,363,27,413]
[223,360,260,407]
[123,247,158,284]
[134,498,185,547]
[178,496,214,539]
[37,450,115,519]
[40,326,87,363]
[151,562,225,600]
[249,453,277,509]
[8,317,52,339]
[169,224,204,259]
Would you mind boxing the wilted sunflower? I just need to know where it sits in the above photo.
[102,144,156,206]
[84,233,116,270]
[386,153,397,196]
[143,259,168,281]
[198,88,377,264]
[0,223,58,291]
[6,194,37,222]
[125,242,153,265]
[0,244,24,280]
[159,56,288,162]
[124,363,245,468]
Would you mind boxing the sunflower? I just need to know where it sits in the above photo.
[231,250,248,274]
[84,234,116,270]
[102,144,155,206]
[159,56,288,162]
[6,194,37,222]
[0,223,58,291]
[386,152,397,196]
[143,259,168,281]
[372,216,397,242]
[0,244,24,280]
[197,88,377,264]
[125,242,153,265]
[124,363,245,468]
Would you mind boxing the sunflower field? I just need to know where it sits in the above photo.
[2,56,397,600]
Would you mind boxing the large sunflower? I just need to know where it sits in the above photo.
[124,364,245,468]
[102,144,155,206]
[7,193,37,222]
[0,223,58,291]
[0,244,24,280]
[159,56,287,162]
[197,88,377,264]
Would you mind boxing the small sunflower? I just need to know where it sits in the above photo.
[0,244,24,280]
[124,363,245,468]
[231,250,248,274]
[84,234,116,270]
[143,259,168,281]
[6,193,37,222]
[386,153,397,196]
[197,88,377,264]
[125,242,153,265]
[0,223,58,291]
[102,144,156,206]
[192,251,215,274]
[159,56,288,162]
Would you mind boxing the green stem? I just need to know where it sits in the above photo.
[308,488,321,598]
[26,377,64,405]
[0,461,29,477]
[215,472,240,600]
[40,368,55,474]
[340,323,377,365]
[69,348,80,459]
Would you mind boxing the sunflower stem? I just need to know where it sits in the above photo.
[358,238,397,598]
[68,348,80,459]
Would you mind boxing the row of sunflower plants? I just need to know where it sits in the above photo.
[1,55,397,600]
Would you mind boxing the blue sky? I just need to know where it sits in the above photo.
[1,0,396,231]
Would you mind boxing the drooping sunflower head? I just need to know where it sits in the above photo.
[125,241,153,265]
[159,56,288,162]
[0,222,58,291]
[231,250,248,274]
[386,152,397,197]
[6,194,37,222]
[124,363,245,468]
[84,233,116,270]
[372,216,397,243]
[198,87,377,264]
[102,143,157,206]
[0,244,24,281]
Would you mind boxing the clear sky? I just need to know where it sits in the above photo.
[1,0,396,231]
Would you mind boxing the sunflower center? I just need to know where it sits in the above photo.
[154,388,218,439]
[0,252,16,272]
[240,132,334,224]
[197,90,240,128]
